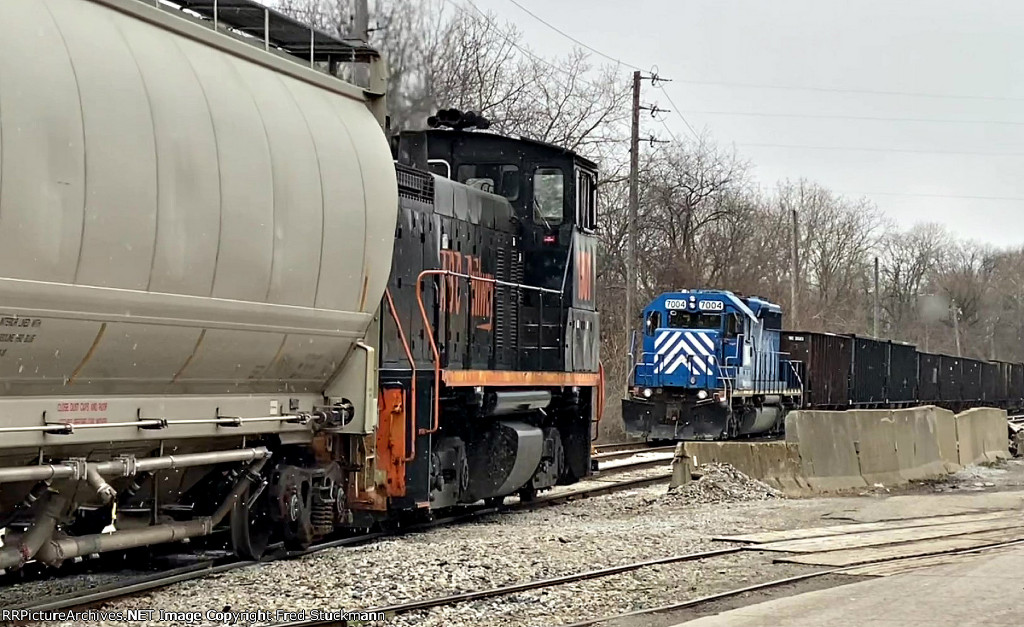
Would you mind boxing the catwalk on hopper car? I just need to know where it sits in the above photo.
[0,0,600,569]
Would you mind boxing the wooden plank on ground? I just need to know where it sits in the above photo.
[715,510,1020,544]
[753,516,1024,553]
[841,552,988,577]
[775,528,1024,567]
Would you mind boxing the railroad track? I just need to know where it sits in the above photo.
[273,536,1024,627]
[592,443,676,463]
[11,471,673,614]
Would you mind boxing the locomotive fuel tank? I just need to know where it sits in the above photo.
[0,0,398,408]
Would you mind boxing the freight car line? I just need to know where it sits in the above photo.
[11,472,673,614]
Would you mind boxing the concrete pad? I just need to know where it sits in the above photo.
[834,490,1024,523]
[715,510,1021,544]
[758,516,1024,553]
[672,546,1024,627]
[776,528,1024,566]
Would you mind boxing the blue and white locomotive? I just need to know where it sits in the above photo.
[622,290,802,440]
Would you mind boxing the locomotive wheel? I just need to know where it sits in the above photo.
[231,484,273,560]
[517,486,537,502]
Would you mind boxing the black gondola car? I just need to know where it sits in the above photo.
[937,355,963,403]
[780,332,851,407]
[962,358,983,403]
[887,340,918,404]
[981,361,999,403]
[1012,363,1024,406]
[918,352,942,402]
[851,335,887,405]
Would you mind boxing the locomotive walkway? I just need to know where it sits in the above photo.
[671,545,1022,627]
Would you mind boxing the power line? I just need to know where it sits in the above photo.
[738,142,1024,159]
[654,85,700,141]
[673,78,1024,103]
[838,190,1024,203]
[682,109,1024,128]
[505,0,643,71]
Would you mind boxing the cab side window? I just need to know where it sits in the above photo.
[645,311,661,336]
[533,168,565,225]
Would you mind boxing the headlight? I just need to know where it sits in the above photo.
[690,376,697,385]
[642,387,653,399]
[696,389,708,400]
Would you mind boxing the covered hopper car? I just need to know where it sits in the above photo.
[0,0,600,568]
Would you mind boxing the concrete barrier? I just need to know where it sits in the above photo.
[955,408,1010,466]
[682,441,809,496]
[785,410,866,492]
[784,406,964,493]
[892,406,960,480]
[678,406,1005,497]
[850,410,902,486]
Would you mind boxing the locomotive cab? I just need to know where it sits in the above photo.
[623,290,801,440]
[378,114,602,512]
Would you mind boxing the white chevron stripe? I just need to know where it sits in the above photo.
[654,330,676,350]
[657,333,688,372]
[697,332,715,352]
[685,331,713,357]
[665,334,708,375]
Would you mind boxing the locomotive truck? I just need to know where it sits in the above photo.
[624,289,1023,441]
[0,0,600,568]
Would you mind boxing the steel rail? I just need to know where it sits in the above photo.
[593,444,677,462]
[559,537,1024,627]
[10,472,674,613]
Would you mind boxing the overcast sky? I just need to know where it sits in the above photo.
[469,0,1024,249]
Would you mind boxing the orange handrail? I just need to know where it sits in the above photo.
[414,268,571,437]
[384,288,417,462]
[415,269,446,435]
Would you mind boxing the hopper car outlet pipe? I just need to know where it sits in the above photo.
[35,456,268,567]
[0,492,69,571]
[0,447,271,485]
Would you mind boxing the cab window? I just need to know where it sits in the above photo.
[457,164,520,201]
[667,310,721,330]
[645,311,661,336]
[576,169,598,231]
[533,168,564,225]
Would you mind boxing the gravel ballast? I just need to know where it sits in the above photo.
[30,460,1024,627]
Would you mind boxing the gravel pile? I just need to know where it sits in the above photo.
[663,463,784,506]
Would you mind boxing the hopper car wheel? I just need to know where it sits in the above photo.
[231,483,273,560]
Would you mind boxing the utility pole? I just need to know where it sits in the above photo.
[352,0,370,87]
[790,209,799,328]
[873,257,880,338]
[952,299,962,358]
[625,70,641,383]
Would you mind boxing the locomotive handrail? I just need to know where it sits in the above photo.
[384,288,418,463]
[415,269,566,437]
